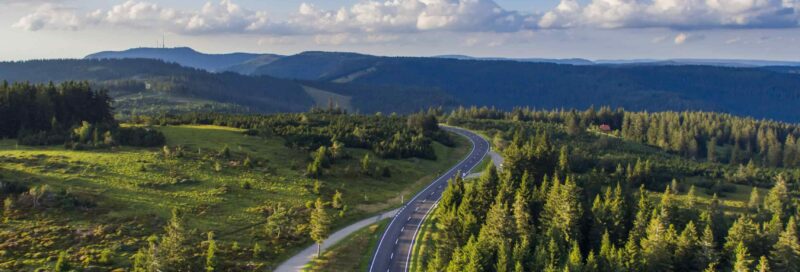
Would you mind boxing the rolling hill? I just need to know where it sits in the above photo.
[85,47,282,72]
[0,58,456,116]
[249,52,800,122]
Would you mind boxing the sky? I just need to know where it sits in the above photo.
[1,0,799,61]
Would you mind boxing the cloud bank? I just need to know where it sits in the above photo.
[12,0,800,35]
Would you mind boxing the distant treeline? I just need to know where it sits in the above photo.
[129,109,452,160]
[447,106,800,169]
[0,81,163,147]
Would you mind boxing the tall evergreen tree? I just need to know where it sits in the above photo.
[310,198,331,257]
[769,217,800,272]
[734,242,753,272]
[159,208,189,271]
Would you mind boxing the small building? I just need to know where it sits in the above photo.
[599,124,612,132]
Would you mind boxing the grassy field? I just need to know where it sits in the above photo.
[0,125,469,270]
[303,219,390,271]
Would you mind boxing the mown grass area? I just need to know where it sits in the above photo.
[0,125,469,270]
[303,219,389,272]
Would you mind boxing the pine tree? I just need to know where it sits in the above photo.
[734,242,753,272]
[748,187,761,212]
[725,216,760,261]
[160,208,189,270]
[676,221,701,271]
[770,217,800,272]
[765,175,790,220]
[585,250,599,272]
[332,190,344,209]
[310,198,331,258]
[567,241,583,272]
[641,214,673,271]
[559,146,569,173]
[205,232,217,272]
[513,191,532,241]
[699,224,720,269]
[360,153,372,175]
[756,256,770,272]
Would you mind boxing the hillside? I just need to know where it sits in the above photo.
[0,59,456,116]
[0,112,470,270]
[251,52,800,122]
[84,47,280,72]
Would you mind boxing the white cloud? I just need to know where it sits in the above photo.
[12,4,85,31]
[539,0,800,29]
[674,32,689,44]
[11,0,800,36]
[673,32,705,44]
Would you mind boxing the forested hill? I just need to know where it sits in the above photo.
[251,52,800,122]
[0,59,314,113]
[84,47,280,72]
[0,59,456,115]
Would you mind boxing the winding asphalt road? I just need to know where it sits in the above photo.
[368,126,490,272]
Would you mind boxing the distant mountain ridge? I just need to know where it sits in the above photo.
[85,47,283,72]
[21,47,800,122]
[84,47,800,76]
[249,51,800,122]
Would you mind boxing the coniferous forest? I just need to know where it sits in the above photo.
[1,80,800,271]
[413,106,800,272]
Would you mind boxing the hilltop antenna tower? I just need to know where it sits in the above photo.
[162,34,165,48]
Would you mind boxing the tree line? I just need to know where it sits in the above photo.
[0,81,164,147]
[132,110,452,160]
[447,106,800,168]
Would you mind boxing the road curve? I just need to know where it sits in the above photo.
[369,126,490,272]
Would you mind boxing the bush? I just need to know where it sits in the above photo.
[116,127,166,147]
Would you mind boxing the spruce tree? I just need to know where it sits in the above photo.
[205,232,217,272]
[734,242,753,272]
[765,175,790,220]
[769,217,800,272]
[332,190,344,209]
[310,198,331,258]
[641,214,673,271]
[160,208,189,270]
[748,187,761,212]
[756,255,770,272]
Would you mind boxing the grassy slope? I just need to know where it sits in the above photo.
[0,125,468,270]
[303,219,390,272]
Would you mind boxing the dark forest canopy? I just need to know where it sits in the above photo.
[253,52,800,122]
[0,81,113,139]
[421,107,800,272]
[447,106,800,169]
[0,81,163,147]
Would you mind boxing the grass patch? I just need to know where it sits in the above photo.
[304,219,390,272]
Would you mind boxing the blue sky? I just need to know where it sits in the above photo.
[1,0,799,61]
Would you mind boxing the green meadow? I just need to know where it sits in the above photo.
[0,124,469,270]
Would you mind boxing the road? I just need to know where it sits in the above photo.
[368,126,490,272]
[274,208,400,272]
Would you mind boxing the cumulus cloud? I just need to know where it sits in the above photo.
[13,0,536,35]
[12,0,800,35]
[539,0,800,29]
[12,4,85,31]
